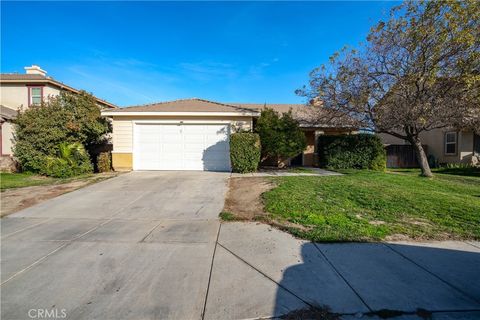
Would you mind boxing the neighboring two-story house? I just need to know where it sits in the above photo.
[0,65,116,169]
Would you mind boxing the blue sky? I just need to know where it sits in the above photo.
[1,1,396,107]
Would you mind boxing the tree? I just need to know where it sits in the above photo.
[255,108,307,166]
[13,91,111,173]
[297,0,480,177]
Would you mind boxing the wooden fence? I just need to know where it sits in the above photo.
[386,144,427,168]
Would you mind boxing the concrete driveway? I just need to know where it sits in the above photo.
[1,171,228,320]
[2,171,480,320]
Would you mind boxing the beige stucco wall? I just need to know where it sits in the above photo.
[0,83,60,111]
[379,129,475,164]
[1,121,14,155]
[0,83,61,155]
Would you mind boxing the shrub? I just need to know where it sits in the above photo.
[318,134,386,171]
[97,152,112,172]
[255,108,307,165]
[230,133,261,173]
[41,142,93,178]
[13,91,109,173]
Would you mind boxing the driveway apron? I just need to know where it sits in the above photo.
[1,171,228,320]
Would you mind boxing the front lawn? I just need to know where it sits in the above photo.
[0,172,102,190]
[0,172,60,190]
[262,169,480,242]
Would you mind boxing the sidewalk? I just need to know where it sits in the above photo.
[204,222,480,319]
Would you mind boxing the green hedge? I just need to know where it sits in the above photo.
[97,152,112,173]
[230,133,261,173]
[318,134,386,171]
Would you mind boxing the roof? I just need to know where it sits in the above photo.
[0,73,117,109]
[103,98,359,129]
[103,98,258,115]
[0,105,17,120]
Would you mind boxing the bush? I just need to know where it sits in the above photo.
[318,134,386,170]
[13,91,110,174]
[97,152,112,172]
[41,142,93,178]
[255,108,306,165]
[230,133,261,173]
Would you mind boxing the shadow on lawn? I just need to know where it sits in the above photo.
[274,242,480,319]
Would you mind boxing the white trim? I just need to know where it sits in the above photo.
[444,131,458,156]
[133,119,234,125]
[102,111,258,117]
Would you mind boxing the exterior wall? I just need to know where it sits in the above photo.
[0,84,29,110]
[379,129,476,165]
[0,83,60,111]
[0,83,60,155]
[1,122,14,155]
[303,130,316,166]
[112,153,133,172]
[109,115,253,171]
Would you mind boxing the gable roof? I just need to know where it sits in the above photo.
[102,98,359,129]
[0,73,117,109]
[103,98,258,115]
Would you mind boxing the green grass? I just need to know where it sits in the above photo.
[262,169,480,242]
[219,211,237,221]
[0,172,60,190]
[0,172,96,190]
[287,167,315,173]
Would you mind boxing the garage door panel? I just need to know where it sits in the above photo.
[134,124,230,171]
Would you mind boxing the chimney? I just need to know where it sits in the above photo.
[24,65,47,77]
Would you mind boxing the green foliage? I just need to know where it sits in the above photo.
[263,170,480,241]
[230,133,261,173]
[219,211,237,221]
[97,152,112,173]
[42,143,93,178]
[318,134,386,171]
[255,108,307,163]
[13,91,110,174]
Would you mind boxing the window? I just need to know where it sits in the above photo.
[29,87,42,105]
[444,132,457,155]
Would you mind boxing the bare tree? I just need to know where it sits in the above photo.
[297,0,480,177]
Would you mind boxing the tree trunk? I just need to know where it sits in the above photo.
[409,136,433,177]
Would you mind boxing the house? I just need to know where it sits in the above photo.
[101,98,357,171]
[380,130,480,167]
[0,65,117,169]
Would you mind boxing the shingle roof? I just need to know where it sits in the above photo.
[106,98,257,114]
[105,98,359,129]
[232,103,359,128]
[0,105,18,120]
[0,74,49,80]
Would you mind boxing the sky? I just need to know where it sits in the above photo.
[1,1,397,107]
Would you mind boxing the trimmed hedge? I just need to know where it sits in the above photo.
[230,133,261,173]
[318,134,386,171]
[97,152,112,173]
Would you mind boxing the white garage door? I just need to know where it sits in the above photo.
[134,123,231,171]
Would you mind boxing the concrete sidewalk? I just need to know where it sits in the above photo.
[204,222,480,320]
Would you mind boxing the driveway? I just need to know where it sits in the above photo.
[2,171,480,320]
[1,171,228,320]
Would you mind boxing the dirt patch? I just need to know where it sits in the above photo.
[223,177,275,220]
[1,173,119,217]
